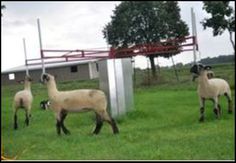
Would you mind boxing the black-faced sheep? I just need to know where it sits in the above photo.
[13,75,33,129]
[40,73,119,135]
[40,100,50,110]
[190,63,233,122]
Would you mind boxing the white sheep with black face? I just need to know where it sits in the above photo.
[40,100,50,110]
[190,63,233,122]
[40,73,119,135]
[13,75,33,129]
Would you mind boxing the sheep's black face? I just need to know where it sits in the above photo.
[190,64,202,74]
[40,73,50,84]
[25,75,32,82]
[40,100,50,110]
[190,63,212,81]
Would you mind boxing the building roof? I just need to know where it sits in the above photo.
[1,59,100,74]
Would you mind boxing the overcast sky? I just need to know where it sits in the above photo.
[1,1,235,71]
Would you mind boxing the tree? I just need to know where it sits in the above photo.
[1,5,6,17]
[201,1,235,53]
[103,1,189,78]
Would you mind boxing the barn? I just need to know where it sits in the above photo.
[1,59,99,85]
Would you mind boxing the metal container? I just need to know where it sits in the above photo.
[98,58,134,118]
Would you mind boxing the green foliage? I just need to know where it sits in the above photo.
[1,5,6,16]
[103,1,190,78]
[103,1,189,49]
[201,1,235,35]
[134,63,235,91]
[198,55,235,65]
[201,1,235,53]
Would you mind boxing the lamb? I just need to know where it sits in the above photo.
[13,75,33,129]
[190,63,233,122]
[40,100,50,110]
[40,73,119,135]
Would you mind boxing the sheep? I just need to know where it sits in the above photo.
[40,73,119,135]
[13,75,33,129]
[190,63,233,122]
[40,100,50,110]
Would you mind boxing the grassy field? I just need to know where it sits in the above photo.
[1,63,235,160]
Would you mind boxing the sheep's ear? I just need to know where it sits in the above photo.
[198,63,204,69]
[204,65,212,70]
[42,74,50,81]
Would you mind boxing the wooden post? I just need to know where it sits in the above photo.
[171,56,179,82]
[132,58,136,87]
[147,57,151,85]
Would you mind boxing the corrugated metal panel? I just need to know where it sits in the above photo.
[1,59,99,74]
[98,58,134,118]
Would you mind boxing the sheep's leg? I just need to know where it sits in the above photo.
[99,111,119,134]
[25,110,30,126]
[55,112,62,135]
[213,97,220,119]
[224,93,233,114]
[108,118,119,134]
[56,111,70,135]
[60,110,70,135]
[56,119,61,135]
[93,113,103,135]
[13,109,18,130]
[218,104,222,115]
[199,97,205,122]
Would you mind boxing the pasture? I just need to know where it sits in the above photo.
[1,63,235,160]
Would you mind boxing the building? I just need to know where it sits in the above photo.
[1,59,100,85]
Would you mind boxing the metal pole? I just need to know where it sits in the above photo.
[191,8,197,64]
[193,12,198,49]
[23,38,29,76]
[37,18,45,74]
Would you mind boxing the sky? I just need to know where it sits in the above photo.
[1,1,235,71]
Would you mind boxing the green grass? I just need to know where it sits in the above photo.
[1,63,235,160]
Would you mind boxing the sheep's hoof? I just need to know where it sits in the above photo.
[213,108,220,118]
[228,110,233,114]
[218,107,222,115]
[65,130,71,135]
[93,131,99,135]
[14,125,18,130]
[113,129,119,134]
